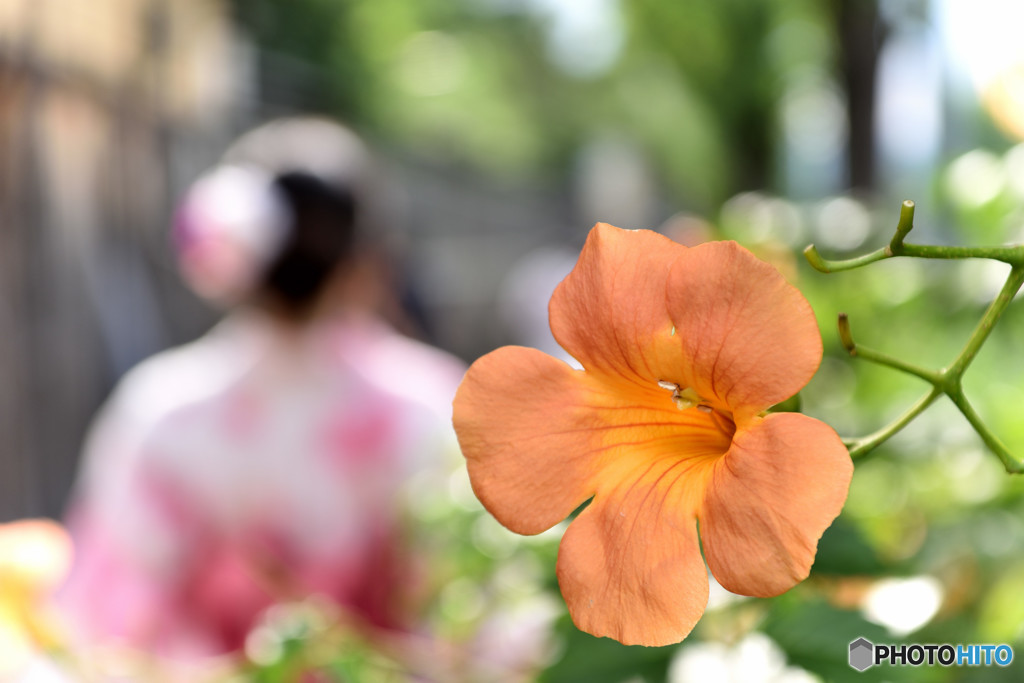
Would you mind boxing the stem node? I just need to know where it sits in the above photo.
[837,313,856,355]
[803,245,829,273]
[889,199,915,253]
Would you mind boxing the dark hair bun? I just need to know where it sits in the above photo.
[261,171,356,312]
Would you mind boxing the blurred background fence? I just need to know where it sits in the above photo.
[0,0,241,519]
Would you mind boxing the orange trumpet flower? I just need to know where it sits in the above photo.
[453,223,852,646]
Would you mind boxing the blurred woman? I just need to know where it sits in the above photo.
[58,118,465,662]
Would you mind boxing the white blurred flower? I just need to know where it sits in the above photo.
[862,576,944,636]
[668,632,820,683]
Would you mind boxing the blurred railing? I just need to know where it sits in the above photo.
[0,0,242,519]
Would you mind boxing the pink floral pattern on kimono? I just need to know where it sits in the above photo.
[59,312,465,659]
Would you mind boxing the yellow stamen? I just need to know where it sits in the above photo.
[671,386,702,411]
[657,381,707,412]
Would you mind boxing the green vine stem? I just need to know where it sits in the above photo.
[806,200,1024,473]
[804,201,1024,272]
[837,313,941,385]
[843,388,942,459]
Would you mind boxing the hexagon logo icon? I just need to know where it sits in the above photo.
[849,637,874,671]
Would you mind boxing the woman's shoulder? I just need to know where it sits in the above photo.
[107,328,249,427]
[329,316,467,419]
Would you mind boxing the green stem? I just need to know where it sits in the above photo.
[805,199,1024,271]
[889,199,916,251]
[898,244,1024,266]
[846,387,943,459]
[946,266,1024,376]
[947,390,1024,473]
[850,344,942,385]
[808,202,1024,471]
[805,242,1024,273]
[839,310,940,383]
[838,266,1024,468]
[804,244,889,273]
[805,200,915,273]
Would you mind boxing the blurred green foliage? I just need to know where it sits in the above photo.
[232,0,843,209]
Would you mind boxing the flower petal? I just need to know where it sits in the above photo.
[556,458,711,646]
[699,412,852,597]
[549,224,687,388]
[453,346,602,535]
[666,241,821,413]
